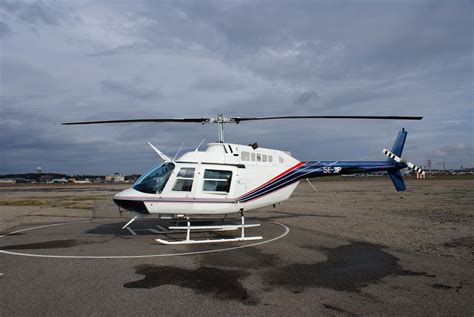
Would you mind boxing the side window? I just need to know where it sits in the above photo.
[257,154,262,162]
[241,151,250,161]
[262,154,267,162]
[172,167,195,191]
[279,156,284,164]
[203,169,232,193]
[251,153,255,161]
[269,155,273,163]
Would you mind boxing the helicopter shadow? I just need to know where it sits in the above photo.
[85,220,167,236]
[85,218,252,237]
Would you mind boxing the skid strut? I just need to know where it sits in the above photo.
[155,212,262,245]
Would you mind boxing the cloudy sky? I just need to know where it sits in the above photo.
[1,0,472,175]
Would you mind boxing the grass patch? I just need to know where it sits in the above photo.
[63,203,95,210]
[0,199,49,206]
[68,196,107,201]
[47,196,108,201]
[0,196,101,210]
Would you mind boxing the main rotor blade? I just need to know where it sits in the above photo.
[233,115,423,122]
[62,118,208,125]
[62,115,423,125]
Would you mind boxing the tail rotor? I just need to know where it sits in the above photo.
[383,148,425,176]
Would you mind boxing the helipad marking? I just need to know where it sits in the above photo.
[0,220,91,238]
[0,220,289,259]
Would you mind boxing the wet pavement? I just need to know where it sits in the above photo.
[1,181,473,315]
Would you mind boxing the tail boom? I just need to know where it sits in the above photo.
[298,128,418,192]
[298,160,405,191]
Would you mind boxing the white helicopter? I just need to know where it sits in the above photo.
[63,114,424,244]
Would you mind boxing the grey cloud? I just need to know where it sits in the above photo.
[0,58,61,98]
[324,87,396,110]
[86,1,472,84]
[100,80,162,100]
[0,20,12,36]
[432,143,473,158]
[0,0,472,174]
[0,1,62,25]
[192,76,246,92]
[139,1,472,82]
[295,91,319,106]
[356,3,472,69]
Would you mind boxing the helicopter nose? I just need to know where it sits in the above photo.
[113,188,149,214]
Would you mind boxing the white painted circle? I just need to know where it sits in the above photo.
[0,219,289,259]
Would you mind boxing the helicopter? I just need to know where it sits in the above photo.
[63,114,424,244]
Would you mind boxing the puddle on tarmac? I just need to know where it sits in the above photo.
[200,247,279,269]
[124,265,257,304]
[265,241,434,293]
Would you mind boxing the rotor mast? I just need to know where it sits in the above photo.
[218,117,224,143]
[209,114,237,143]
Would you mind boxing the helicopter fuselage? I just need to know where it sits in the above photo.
[113,141,401,217]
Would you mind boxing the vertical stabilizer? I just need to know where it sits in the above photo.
[390,128,407,158]
[386,129,408,191]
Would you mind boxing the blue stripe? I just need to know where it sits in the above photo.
[240,162,320,202]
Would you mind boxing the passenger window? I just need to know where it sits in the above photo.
[269,155,273,163]
[177,168,194,178]
[262,154,267,162]
[202,169,232,193]
[241,151,250,161]
[279,156,284,164]
[172,168,195,191]
[257,154,262,162]
[251,153,255,161]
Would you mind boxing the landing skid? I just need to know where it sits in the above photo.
[155,213,263,245]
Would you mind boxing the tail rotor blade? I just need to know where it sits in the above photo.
[383,148,425,176]
[405,161,425,175]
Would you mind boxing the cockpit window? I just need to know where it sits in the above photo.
[133,162,175,194]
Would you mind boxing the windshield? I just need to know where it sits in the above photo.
[133,162,175,194]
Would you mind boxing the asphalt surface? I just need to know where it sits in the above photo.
[0,180,473,316]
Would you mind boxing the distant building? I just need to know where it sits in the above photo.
[39,175,53,183]
[0,179,16,184]
[105,173,125,183]
[51,178,69,184]
[71,178,92,184]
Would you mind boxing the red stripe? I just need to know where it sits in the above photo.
[144,181,300,205]
[238,161,304,198]
[144,200,231,204]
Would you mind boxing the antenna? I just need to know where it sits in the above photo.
[147,142,172,161]
[173,143,184,161]
[195,138,206,151]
